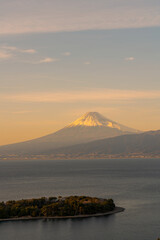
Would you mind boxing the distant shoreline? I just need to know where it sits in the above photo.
[1,156,160,161]
[0,207,124,222]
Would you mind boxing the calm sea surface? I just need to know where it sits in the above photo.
[0,159,160,240]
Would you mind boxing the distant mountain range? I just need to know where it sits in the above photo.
[45,130,160,160]
[0,112,139,158]
[0,112,160,160]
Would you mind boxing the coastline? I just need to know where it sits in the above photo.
[1,156,160,161]
[0,207,124,222]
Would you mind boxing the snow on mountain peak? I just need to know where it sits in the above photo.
[66,112,139,133]
[67,112,120,129]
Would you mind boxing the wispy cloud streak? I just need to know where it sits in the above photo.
[0,51,12,59]
[0,1,160,34]
[38,58,59,64]
[125,57,135,61]
[1,45,36,54]
[1,89,160,103]
[61,52,71,56]
[0,45,36,61]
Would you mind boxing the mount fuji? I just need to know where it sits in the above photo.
[0,112,139,158]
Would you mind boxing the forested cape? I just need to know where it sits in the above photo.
[0,196,115,219]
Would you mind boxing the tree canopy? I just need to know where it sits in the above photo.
[0,196,115,219]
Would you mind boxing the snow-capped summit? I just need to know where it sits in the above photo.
[68,112,113,127]
[0,112,140,157]
[66,112,138,133]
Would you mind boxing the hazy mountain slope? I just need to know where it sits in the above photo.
[0,112,139,156]
[42,130,160,159]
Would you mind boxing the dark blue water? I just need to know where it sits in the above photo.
[0,159,160,240]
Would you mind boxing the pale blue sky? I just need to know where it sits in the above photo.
[1,28,160,93]
[0,0,160,145]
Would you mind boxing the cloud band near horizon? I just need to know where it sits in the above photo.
[1,89,160,103]
[0,0,160,35]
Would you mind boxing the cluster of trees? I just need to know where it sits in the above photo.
[0,196,115,219]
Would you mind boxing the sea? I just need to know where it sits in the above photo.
[0,158,160,240]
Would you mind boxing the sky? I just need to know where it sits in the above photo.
[0,0,160,145]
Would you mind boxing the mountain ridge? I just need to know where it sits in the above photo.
[0,112,139,157]
[37,130,160,160]
[1,130,160,160]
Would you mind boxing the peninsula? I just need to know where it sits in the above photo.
[0,196,124,221]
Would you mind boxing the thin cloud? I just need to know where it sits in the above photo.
[84,61,91,65]
[125,57,135,61]
[1,45,36,54]
[62,52,71,56]
[0,45,36,62]
[1,46,17,51]
[1,89,160,103]
[0,1,160,34]
[0,51,12,59]
[0,45,59,64]
[38,58,59,64]
[20,49,37,54]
